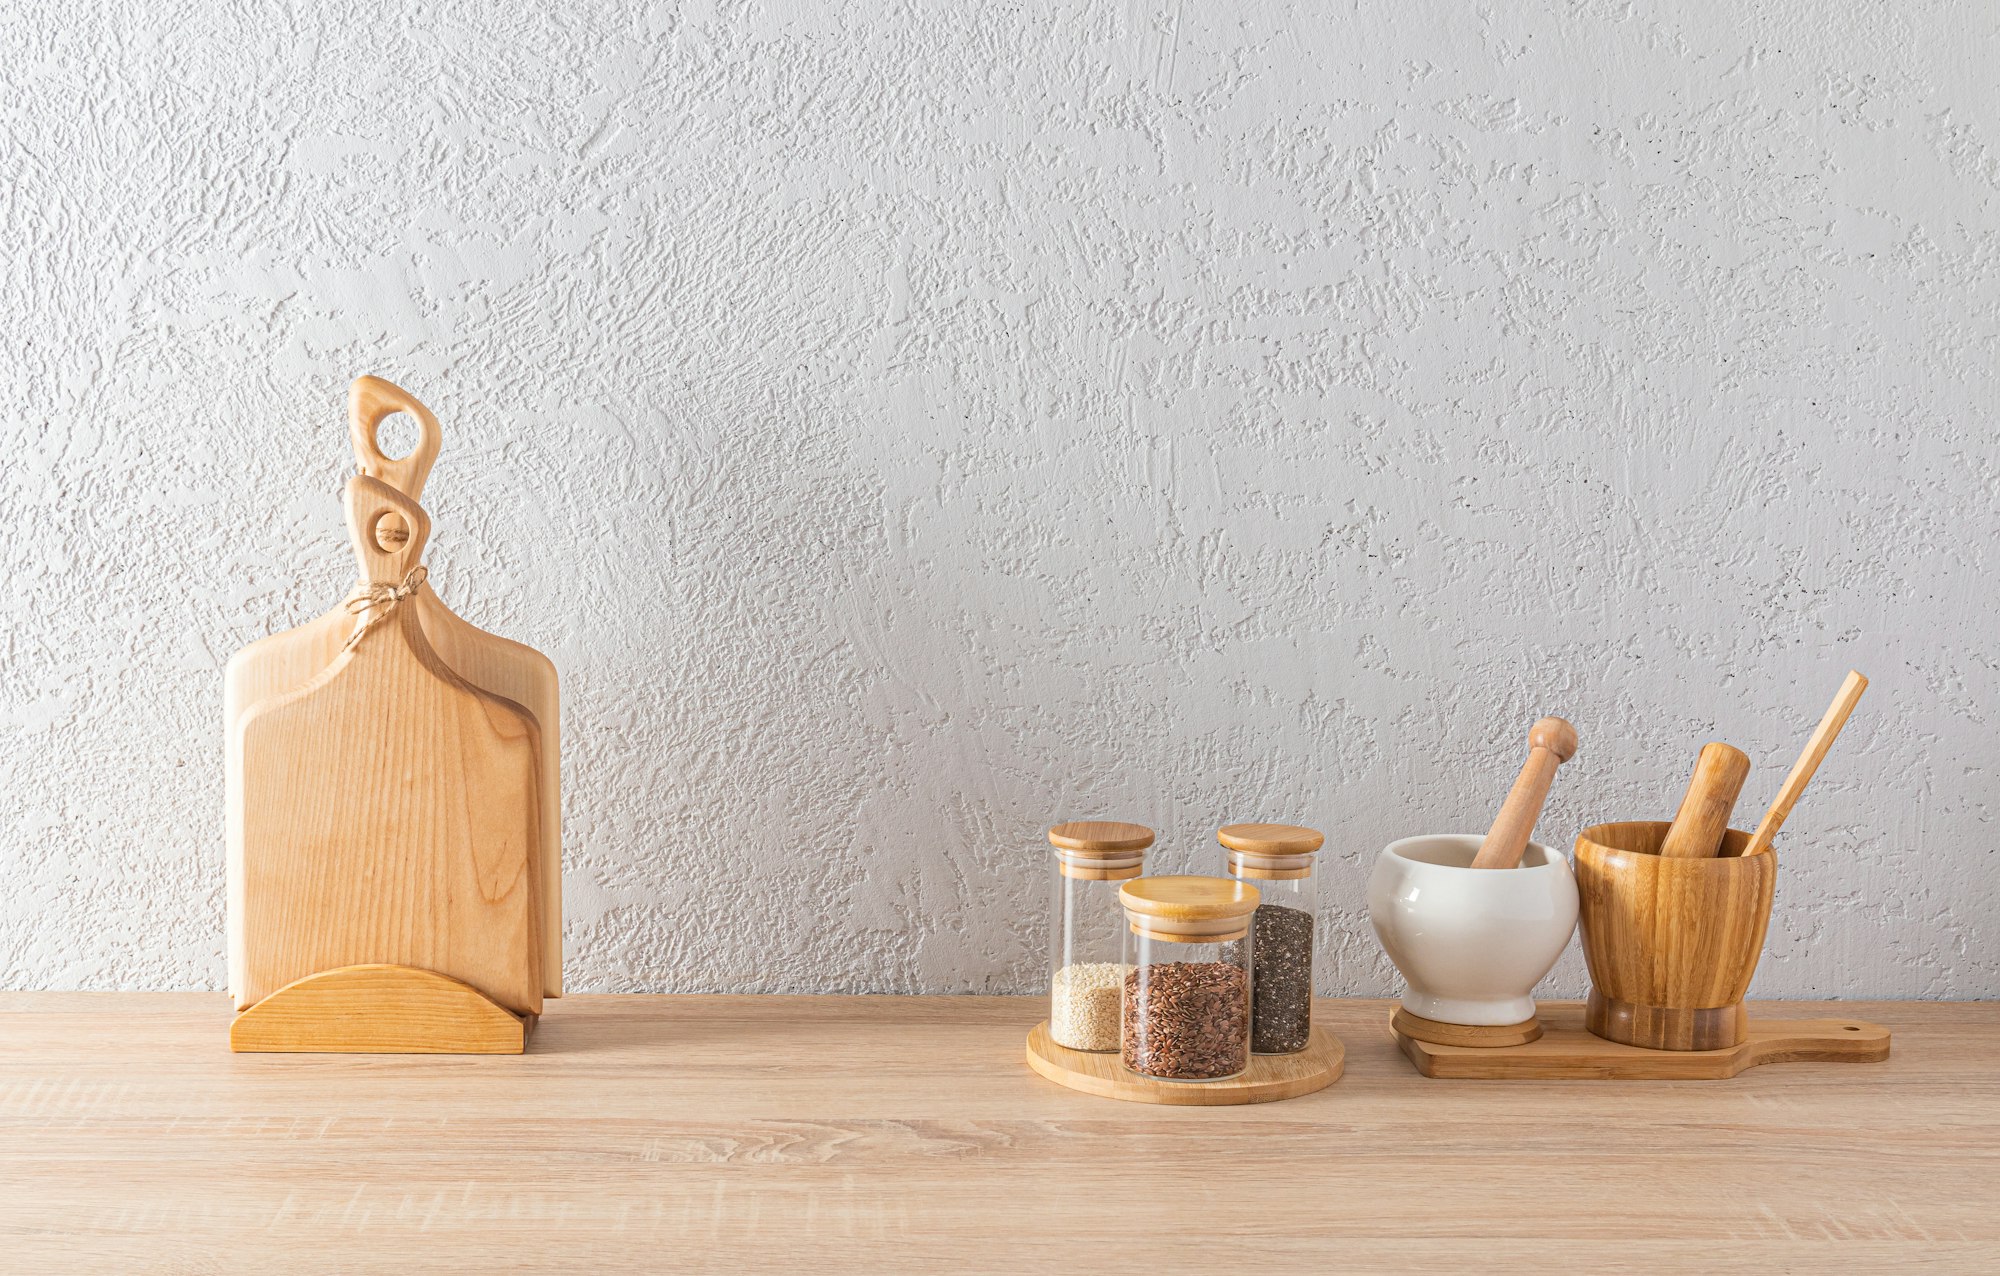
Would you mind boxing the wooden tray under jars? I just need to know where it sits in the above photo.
[1390,1000,1890,1080]
[1025,1021,1344,1105]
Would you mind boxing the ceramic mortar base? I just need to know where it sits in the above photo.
[1367,834,1579,1038]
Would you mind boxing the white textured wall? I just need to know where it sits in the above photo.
[3,2,1995,998]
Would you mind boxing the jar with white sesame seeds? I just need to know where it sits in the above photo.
[1045,821,1153,1051]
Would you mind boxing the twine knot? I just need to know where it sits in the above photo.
[342,565,428,652]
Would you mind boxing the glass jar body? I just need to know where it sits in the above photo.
[1119,928,1254,1081]
[1232,867,1318,1054]
[1047,855,1139,1051]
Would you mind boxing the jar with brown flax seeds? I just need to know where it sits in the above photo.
[1045,821,1152,1051]
[1221,823,1323,1054]
[1118,875,1259,1081]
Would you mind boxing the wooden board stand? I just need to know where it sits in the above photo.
[1391,1000,1889,1080]
[230,964,531,1054]
[1025,1021,1343,1105]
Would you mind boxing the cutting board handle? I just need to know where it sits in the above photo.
[348,475,431,588]
[350,376,442,500]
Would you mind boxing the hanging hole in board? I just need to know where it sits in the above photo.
[374,411,420,461]
[371,510,411,553]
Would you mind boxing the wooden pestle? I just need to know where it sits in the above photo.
[1470,717,1579,869]
[1657,742,1752,859]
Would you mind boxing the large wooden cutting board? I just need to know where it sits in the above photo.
[225,376,561,1001]
[234,477,543,1014]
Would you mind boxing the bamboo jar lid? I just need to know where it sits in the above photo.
[1119,875,1261,943]
[1049,820,1153,881]
[1219,823,1324,881]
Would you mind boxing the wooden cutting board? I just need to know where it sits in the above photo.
[234,476,543,1014]
[1389,1001,1890,1079]
[225,376,561,1003]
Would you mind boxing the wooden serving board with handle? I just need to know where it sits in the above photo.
[225,377,561,1004]
[1391,1001,1889,1079]
[234,477,543,1014]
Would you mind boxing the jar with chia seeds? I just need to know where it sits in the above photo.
[1220,823,1324,1054]
[1117,876,1259,1082]
[1045,821,1153,1051]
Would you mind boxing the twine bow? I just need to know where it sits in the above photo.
[342,565,428,652]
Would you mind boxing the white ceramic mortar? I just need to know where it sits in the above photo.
[1367,833,1580,1025]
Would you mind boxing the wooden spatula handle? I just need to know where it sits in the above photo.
[1471,717,1579,870]
[1736,670,1868,858]
[349,376,442,500]
[1658,742,1751,859]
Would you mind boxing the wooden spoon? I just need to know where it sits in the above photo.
[1470,717,1579,869]
[1732,670,1869,858]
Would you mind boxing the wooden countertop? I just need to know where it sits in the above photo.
[3,994,1995,1272]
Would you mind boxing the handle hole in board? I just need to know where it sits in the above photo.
[374,411,420,461]
[370,510,411,554]
[1843,1025,1860,1032]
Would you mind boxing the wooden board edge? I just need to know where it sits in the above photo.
[1744,1018,1893,1068]
[1395,1027,1443,1078]
[231,964,527,1054]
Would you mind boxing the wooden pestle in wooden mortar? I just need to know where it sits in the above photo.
[1655,670,1868,860]
[1658,742,1752,859]
[1470,717,1579,870]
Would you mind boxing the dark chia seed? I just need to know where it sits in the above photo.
[1122,961,1250,1080]
[1250,904,1314,1053]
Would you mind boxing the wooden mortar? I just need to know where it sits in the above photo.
[1574,821,1776,1051]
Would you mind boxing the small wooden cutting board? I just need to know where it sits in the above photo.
[225,377,561,1001]
[235,477,543,1014]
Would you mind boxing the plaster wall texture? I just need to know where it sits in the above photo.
[2,1,1995,998]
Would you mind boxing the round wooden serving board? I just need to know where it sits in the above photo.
[1025,1020,1343,1105]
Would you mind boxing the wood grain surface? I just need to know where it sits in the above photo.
[226,591,561,1003]
[0,995,1992,1273]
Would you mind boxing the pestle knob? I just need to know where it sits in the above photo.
[1658,742,1752,859]
[1470,717,1580,870]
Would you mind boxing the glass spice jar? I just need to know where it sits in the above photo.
[1118,875,1260,1082]
[1045,821,1154,1051]
[1220,823,1324,1054]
